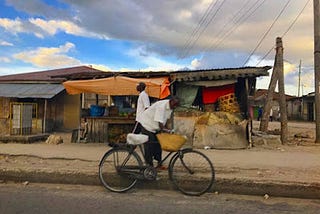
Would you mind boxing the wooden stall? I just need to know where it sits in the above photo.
[64,76,170,143]
[84,116,135,143]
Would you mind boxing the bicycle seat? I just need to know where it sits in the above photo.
[126,133,149,145]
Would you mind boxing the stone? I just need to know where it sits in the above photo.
[45,135,63,145]
[294,133,312,139]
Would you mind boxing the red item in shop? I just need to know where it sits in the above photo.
[202,84,235,104]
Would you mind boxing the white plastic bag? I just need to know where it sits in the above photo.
[126,133,149,145]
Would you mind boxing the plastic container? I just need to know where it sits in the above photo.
[90,105,105,116]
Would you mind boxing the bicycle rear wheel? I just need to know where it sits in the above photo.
[99,148,143,193]
[169,149,215,196]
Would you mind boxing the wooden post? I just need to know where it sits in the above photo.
[259,37,288,144]
[43,99,47,133]
[77,94,82,143]
[259,39,280,132]
[277,37,288,144]
[314,0,320,143]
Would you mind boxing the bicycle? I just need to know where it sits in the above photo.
[98,133,215,196]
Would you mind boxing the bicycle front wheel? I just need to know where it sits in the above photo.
[169,149,215,196]
[99,148,143,193]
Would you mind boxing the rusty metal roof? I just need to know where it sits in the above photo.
[0,66,105,83]
[170,66,271,82]
[0,65,271,83]
[0,83,65,98]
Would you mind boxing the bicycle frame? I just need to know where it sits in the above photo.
[136,143,176,168]
[113,143,176,179]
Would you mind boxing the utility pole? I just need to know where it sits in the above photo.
[298,60,301,97]
[259,37,288,144]
[277,38,288,144]
[314,0,320,143]
[298,60,302,119]
[259,53,279,132]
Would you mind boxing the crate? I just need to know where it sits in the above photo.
[218,93,240,113]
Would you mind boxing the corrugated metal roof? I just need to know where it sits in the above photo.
[0,83,65,98]
[0,66,105,82]
[170,66,271,82]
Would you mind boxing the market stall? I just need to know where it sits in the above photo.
[63,76,171,143]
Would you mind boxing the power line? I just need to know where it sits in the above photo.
[180,0,228,58]
[180,0,218,57]
[201,0,252,53]
[209,0,267,51]
[256,0,311,66]
[179,0,219,58]
[242,0,291,66]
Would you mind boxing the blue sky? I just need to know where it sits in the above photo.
[0,0,315,96]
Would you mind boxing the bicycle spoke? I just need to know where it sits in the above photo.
[169,150,215,196]
[99,148,142,193]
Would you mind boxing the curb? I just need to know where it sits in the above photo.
[1,169,319,199]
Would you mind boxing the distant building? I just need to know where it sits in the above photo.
[251,89,295,121]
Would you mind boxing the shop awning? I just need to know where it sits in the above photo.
[63,76,171,99]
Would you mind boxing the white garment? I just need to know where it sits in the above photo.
[140,99,172,133]
[270,108,273,116]
[136,90,150,122]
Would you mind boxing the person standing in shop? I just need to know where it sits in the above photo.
[133,82,150,134]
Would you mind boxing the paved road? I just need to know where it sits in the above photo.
[1,183,320,214]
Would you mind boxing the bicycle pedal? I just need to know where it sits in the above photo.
[143,166,157,180]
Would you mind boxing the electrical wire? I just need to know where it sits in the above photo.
[242,0,291,66]
[256,0,311,66]
[210,0,266,51]
[179,0,219,58]
[201,0,252,53]
[180,0,218,58]
[180,0,228,58]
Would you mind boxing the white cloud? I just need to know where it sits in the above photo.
[55,0,313,61]
[0,18,24,34]
[91,64,111,71]
[0,17,107,39]
[0,57,11,63]
[29,18,107,39]
[0,40,13,46]
[191,58,201,69]
[13,42,81,68]
[3,0,314,65]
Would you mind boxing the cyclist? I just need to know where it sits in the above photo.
[139,97,179,169]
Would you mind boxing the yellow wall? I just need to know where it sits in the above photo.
[0,97,10,134]
[63,94,80,130]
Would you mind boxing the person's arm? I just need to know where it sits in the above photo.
[159,122,171,133]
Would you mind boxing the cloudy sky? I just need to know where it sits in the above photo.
[0,0,315,96]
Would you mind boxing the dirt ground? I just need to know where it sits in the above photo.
[251,120,320,153]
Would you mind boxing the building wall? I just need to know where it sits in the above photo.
[301,96,315,121]
[63,92,80,130]
[0,97,11,134]
[287,99,302,120]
